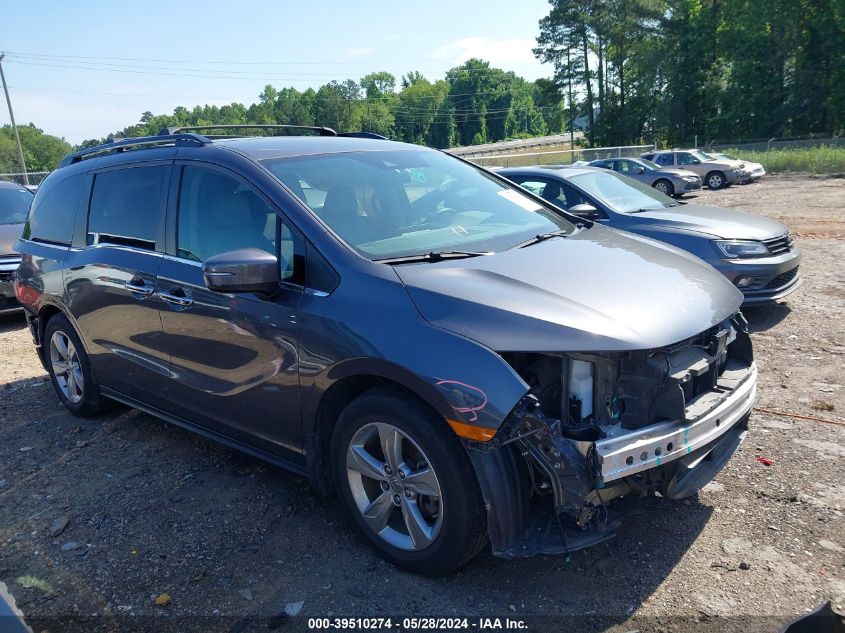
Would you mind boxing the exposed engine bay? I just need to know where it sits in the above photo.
[467,313,756,558]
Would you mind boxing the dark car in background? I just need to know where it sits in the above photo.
[588,157,702,196]
[15,127,757,574]
[0,180,34,313]
[500,165,802,305]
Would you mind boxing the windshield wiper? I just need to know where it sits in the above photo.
[510,229,571,249]
[375,250,493,264]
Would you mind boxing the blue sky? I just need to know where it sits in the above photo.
[0,0,554,144]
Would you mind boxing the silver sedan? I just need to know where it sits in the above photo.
[589,157,702,197]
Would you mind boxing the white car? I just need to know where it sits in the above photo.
[710,153,766,183]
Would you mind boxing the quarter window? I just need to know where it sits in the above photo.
[88,166,167,250]
[24,175,83,245]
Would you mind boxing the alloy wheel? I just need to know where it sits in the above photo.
[346,422,443,551]
[655,181,671,194]
[49,331,84,404]
[708,173,724,188]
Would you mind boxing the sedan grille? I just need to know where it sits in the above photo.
[762,233,793,255]
[765,266,799,289]
[0,270,14,282]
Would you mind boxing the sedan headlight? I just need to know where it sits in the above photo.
[714,240,771,258]
[682,175,699,181]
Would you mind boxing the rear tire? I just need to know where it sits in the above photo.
[706,171,726,189]
[332,388,488,575]
[653,179,674,196]
[44,314,110,417]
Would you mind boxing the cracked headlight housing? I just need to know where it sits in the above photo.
[714,240,771,258]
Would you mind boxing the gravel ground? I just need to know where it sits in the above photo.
[0,176,843,633]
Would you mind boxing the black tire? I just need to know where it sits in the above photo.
[43,313,110,417]
[332,388,488,575]
[653,178,674,196]
[706,171,727,189]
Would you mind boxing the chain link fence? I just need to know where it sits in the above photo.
[0,171,50,187]
[459,144,655,168]
[686,135,842,154]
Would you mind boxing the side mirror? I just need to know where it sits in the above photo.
[202,248,280,295]
[691,158,701,165]
[567,203,602,220]
[636,167,645,174]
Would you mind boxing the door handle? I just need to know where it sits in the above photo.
[159,288,194,307]
[125,280,154,297]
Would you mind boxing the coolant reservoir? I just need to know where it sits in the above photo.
[568,359,593,420]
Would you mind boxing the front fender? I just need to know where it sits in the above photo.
[297,271,531,440]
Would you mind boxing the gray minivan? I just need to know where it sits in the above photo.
[15,127,757,574]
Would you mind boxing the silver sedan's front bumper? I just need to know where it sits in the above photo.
[594,363,757,483]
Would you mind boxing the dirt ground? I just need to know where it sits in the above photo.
[0,176,843,633]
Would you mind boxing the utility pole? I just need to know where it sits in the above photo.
[566,47,575,150]
[0,52,28,185]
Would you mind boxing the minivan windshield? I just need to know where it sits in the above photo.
[568,170,677,213]
[0,186,34,225]
[261,150,575,260]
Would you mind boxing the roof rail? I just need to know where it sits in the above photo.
[59,133,210,167]
[337,131,388,140]
[160,124,337,137]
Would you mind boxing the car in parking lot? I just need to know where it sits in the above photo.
[708,152,766,182]
[640,149,745,189]
[15,126,757,574]
[0,180,33,313]
[587,157,702,196]
[499,165,802,305]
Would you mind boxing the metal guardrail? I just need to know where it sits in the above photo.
[0,171,49,187]
[448,132,586,158]
[460,144,656,168]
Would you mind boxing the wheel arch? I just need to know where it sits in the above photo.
[33,300,79,368]
[304,360,461,494]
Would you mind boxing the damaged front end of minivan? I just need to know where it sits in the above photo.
[465,313,756,558]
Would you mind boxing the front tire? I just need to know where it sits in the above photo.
[653,179,674,196]
[332,389,488,575]
[706,171,726,189]
[44,314,109,417]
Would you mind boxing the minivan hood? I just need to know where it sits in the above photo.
[632,203,789,240]
[395,225,743,353]
[0,223,24,257]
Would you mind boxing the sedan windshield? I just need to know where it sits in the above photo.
[0,187,33,225]
[692,149,716,162]
[568,170,676,213]
[261,150,575,260]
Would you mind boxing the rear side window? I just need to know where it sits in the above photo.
[87,166,167,250]
[23,175,84,245]
[654,154,674,166]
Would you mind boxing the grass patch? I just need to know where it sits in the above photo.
[722,146,845,174]
[16,575,55,594]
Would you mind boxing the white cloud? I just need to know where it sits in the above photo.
[433,36,542,70]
